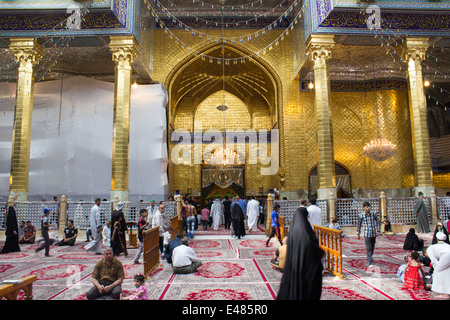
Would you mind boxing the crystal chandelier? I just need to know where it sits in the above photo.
[205,147,242,165]
[363,61,398,162]
[363,134,397,161]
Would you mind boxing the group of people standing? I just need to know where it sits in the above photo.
[181,195,265,239]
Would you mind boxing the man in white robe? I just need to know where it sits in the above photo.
[427,232,450,299]
[247,197,260,233]
[85,198,103,254]
[211,198,222,231]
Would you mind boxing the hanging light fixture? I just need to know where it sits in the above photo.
[207,8,237,166]
[363,60,397,162]
[363,135,397,161]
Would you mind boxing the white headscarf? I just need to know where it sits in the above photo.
[116,201,125,211]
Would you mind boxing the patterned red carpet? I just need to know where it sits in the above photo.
[0,228,439,300]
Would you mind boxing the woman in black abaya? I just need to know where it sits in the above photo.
[1,205,20,254]
[110,202,128,257]
[231,203,246,239]
[277,207,324,300]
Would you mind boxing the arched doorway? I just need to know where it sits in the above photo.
[165,42,283,199]
[309,162,353,198]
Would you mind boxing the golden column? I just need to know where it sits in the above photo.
[109,36,138,201]
[403,38,434,196]
[8,38,43,201]
[306,35,336,199]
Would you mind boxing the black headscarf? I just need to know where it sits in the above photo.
[277,207,324,300]
[111,209,128,256]
[1,206,20,254]
[403,228,424,251]
[432,223,449,245]
[231,203,246,239]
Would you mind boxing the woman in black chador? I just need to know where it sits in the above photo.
[277,207,324,300]
[231,203,246,239]
[110,202,128,257]
[1,204,21,254]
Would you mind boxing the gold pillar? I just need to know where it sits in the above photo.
[8,38,43,201]
[306,35,336,199]
[109,36,138,201]
[403,38,434,195]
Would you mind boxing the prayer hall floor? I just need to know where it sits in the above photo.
[0,229,440,300]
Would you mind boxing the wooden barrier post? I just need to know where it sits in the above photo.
[176,194,182,220]
[380,191,387,220]
[60,195,67,229]
[266,193,273,237]
[113,194,120,210]
[313,225,343,279]
[328,192,335,223]
[430,190,438,224]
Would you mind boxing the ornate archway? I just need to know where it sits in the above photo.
[165,42,284,197]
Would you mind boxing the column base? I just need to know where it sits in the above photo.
[110,190,129,201]
[414,186,435,197]
[9,190,28,201]
[317,188,336,200]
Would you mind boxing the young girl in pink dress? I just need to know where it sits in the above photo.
[404,251,425,290]
[120,274,148,300]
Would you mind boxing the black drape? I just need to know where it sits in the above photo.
[277,207,324,300]
[403,228,424,251]
[1,206,20,254]
[110,209,128,256]
[231,202,246,239]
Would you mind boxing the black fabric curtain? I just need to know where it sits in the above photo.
[230,182,245,198]
[201,182,217,207]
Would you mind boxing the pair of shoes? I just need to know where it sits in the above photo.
[133,260,141,264]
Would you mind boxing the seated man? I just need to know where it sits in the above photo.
[19,221,36,244]
[57,220,78,246]
[86,247,125,300]
[381,216,395,236]
[164,233,182,264]
[172,238,202,274]
[270,237,288,272]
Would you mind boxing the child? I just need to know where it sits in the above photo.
[132,209,149,264]
[328,218,345,238]
[120,274,148,300]
[404,251,425,290]
[162,226,173,260]
[201,206,210,230]
[35,208,53,257]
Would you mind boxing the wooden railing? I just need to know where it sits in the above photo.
[278,215,285,241]
[143,227,160,277]
[170,215,184,239]
[0,275,37,300]
[313,225,343,278]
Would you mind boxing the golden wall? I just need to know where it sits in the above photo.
[151,28,415,197]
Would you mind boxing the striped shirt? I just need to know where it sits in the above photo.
[357,211,380,238]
